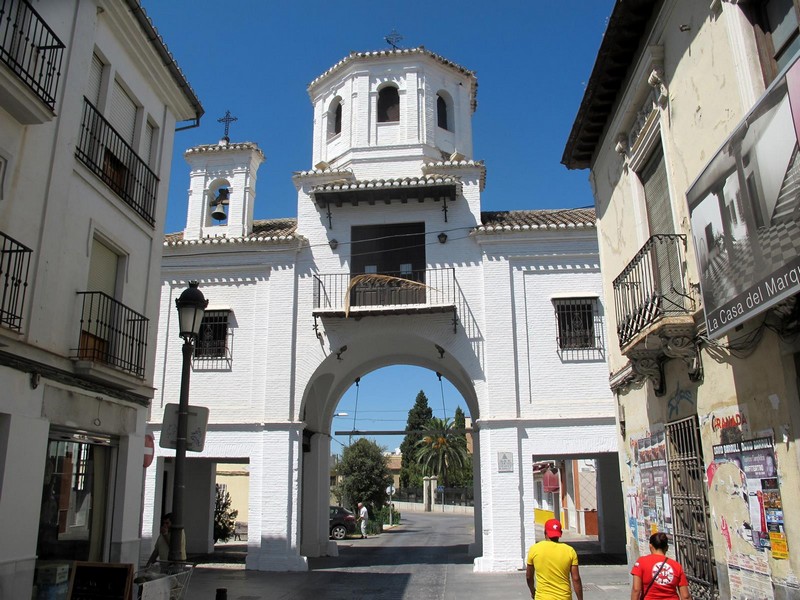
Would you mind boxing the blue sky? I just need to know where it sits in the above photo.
[141,1,615,452]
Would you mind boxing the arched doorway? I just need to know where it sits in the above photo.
[297,329,483,561]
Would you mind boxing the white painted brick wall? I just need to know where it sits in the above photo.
[149,49,617,574]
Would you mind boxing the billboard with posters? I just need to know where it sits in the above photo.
[687,54,800,339]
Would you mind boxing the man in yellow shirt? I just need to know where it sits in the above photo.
[525,518,583,600]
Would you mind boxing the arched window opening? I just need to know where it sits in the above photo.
[437,94,450,131]
[328,98,342,138]
[377,86,400,122]
[334,102,342,134]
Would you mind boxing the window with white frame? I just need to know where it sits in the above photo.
[553,297,601,350]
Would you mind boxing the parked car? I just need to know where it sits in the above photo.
[329,506,356,540]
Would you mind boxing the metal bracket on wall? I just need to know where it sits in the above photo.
[313,315,322,339]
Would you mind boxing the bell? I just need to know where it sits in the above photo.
[211,202,227,222]
[209,187,230,222]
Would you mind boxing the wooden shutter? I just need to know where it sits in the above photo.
[88,53,103,107]
[641,147,674,235]
[109,81,137,145]
[143,121,155,166]
[88,238,118,296]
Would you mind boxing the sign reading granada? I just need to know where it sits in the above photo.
[687,54,800,339]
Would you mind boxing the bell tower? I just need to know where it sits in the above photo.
[306,47,478,178]
[182,138,265,241]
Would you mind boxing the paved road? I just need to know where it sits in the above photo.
[185,512,631,599]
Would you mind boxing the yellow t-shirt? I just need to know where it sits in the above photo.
[526,539,578,600]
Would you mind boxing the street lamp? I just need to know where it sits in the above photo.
[169,281,208,562]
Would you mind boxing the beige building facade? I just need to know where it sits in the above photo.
[564,2,800,599]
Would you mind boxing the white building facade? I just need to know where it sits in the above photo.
[146,48,623,573]
[0,2,201,597]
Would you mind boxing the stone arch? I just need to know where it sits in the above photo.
[298,327,482,559]
[206,177,231,225]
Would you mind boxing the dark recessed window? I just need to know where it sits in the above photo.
[328,98,342,138]
[554,298,600,350]
[195,310,229,359]
[378,86,400,122]
[437,94,449,130]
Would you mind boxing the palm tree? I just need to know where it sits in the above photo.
[415,417,467,487]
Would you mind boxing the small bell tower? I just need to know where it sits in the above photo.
[182,112,265,240]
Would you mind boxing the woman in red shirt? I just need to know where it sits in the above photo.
[630,532,691,599]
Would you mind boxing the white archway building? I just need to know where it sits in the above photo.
[143,47,623,572]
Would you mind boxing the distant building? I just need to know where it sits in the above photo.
[145,46,623,573]
[0,2,201,598]
[564,1,800,597]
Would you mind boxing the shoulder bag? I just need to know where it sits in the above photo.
[641,557,669,599]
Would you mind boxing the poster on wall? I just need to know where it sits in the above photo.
[631,429,673,556]
[710,436,787,559]
[686,54,800,339]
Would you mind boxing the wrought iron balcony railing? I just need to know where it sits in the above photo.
[613,234,694,348]
[0,0,64,110]
[76,98,159,226]
[0,230,31,331]
[74,291,148,378]
[313,268,457,312]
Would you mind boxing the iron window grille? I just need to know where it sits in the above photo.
[194,310,230,360]
[75,98,159,226]
[0,0,65,110]
[665,417,718,599]
[75,291,149,377]
[554,297,602,350]
[0,230,32,331]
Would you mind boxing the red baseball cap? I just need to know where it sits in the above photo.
[544,518,563,539]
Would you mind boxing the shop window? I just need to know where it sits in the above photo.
[37,434,113,562]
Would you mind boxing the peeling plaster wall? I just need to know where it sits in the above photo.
[589,2,800,597]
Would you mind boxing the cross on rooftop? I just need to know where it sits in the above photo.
[218,110,238,141]
[384,30,403,49]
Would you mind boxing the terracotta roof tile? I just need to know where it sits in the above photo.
[309,47,478,112]
[477,208,596,232]
[164,218,298,246]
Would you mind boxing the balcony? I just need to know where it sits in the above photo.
[612,235,700,393]
[0,230,31,331]
[73,291,148,379]
[0,0,64,123]
[313,268,458,332]
[75,98,158,226]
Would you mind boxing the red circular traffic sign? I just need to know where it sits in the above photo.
[143,434,155,468]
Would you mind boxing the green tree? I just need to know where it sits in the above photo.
[213,484,239,542]
[400,390,433,488]
[415,416,468,487]
[337,438,392,516]
[449,407,473,487]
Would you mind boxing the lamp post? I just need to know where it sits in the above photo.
[169,281,208,562]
